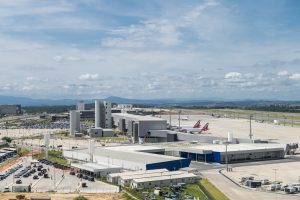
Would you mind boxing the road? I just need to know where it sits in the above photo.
[202,170,300,200]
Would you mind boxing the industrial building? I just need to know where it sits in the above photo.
[95,100,112,128]
[63,145,191,171]
[177,143,286,163]
[0,105,21,115]
[112,113,167,143]
[130,173,198,189]
[119,170,187,187]
[107,169,168,184]
[88,128,114,138]
[71,162,122,178]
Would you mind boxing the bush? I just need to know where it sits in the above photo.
[2,136,12,143]
[74,195,88,200]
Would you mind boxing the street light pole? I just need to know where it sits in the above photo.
[249,114,253,141]
[178,110,182,128]
[224,141,230,172]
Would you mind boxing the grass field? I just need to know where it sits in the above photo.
[33,149,68,165]
[198,179,230,200]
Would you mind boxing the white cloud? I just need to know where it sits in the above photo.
[225,72,242,79]
[26,76,39,81]
[289,73,300,81]
[278,70,289,76]
[79,73,99,81]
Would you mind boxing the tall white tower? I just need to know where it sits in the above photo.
[70,110,80,134]
[44,133,50,158]
[105,101,112,128]
[88,140,95,162]
[77,101,85,111]
[95,100,112,128]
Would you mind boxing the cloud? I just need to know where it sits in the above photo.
[79,73,99,81]
[225,72,242,79]
[278,70,289,76]
[289,73,300,81]
[26,76,39,81]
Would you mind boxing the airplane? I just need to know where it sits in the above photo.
[179,120,201,132]
[199,123,209,133]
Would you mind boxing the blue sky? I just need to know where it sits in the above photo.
[0,0,299,100]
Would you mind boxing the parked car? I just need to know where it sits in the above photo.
[82,183,87,187]
[3,187,10,192]
[69,171,75,175]
[16,179,22,184]
[88,177,94,182]
[44,173,49,178]
[83,175,88,180]
[38,172,43,176]
[33,175,39,179]
[77,173,83,178]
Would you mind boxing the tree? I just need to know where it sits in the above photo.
[2,136,12,143]
[74,195,88,200]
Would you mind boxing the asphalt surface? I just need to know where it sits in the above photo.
[0,159,119,194]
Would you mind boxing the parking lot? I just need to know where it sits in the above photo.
[0,158,119,193]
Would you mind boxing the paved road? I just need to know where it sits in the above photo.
[202,170,300,200]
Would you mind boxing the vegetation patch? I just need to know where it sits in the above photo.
[33,149,68,165]
[198,179,229,200]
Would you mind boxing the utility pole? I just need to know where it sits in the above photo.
[224,141,230,172]
[249,114,253,141]
[273,168,278,183]
[169,109,172,127]
[178,110,182,128]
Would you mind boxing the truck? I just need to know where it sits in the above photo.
[12,184,31,192]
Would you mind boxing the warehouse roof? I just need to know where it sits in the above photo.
[112,113,166,122]
[71,162,121,173]
[132,173,198,183]
[69,147,185,164]
[104,145,165,153]
[120,171,187,181]
[108,169,168,178]
[180,143,285,153]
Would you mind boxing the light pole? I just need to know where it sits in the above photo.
[169,109,172,127]
[249,114,253,141]
[273,169,278,183]
[178,110,182,128]
[224,141,230,172]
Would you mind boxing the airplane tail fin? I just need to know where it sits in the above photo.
[193,120,201,128]
[200,123,209,132]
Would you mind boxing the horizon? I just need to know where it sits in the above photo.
[0,0,299,100]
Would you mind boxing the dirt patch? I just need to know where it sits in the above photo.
[0,193,122,200]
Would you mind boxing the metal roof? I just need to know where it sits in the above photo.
[108,169,168,178]
[112,113,166,122]
[132,173,198,183]
[120,171,187,181]
[179,143,285,153]
[69,147,185,164]
[71,162,121,173]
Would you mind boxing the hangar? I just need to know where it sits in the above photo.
[63,145,191,171]
[178,143,285,164]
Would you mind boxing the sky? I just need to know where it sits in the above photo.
[0,0,299,100]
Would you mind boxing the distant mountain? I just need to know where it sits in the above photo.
[0,95,299,107]
[0,95,91,106]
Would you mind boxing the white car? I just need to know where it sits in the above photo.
[3,187,10,192]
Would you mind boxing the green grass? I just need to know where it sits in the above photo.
[17,147,30,156]
[198,179,229,200]
[182,184,208,199]
[33,149,68,165]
